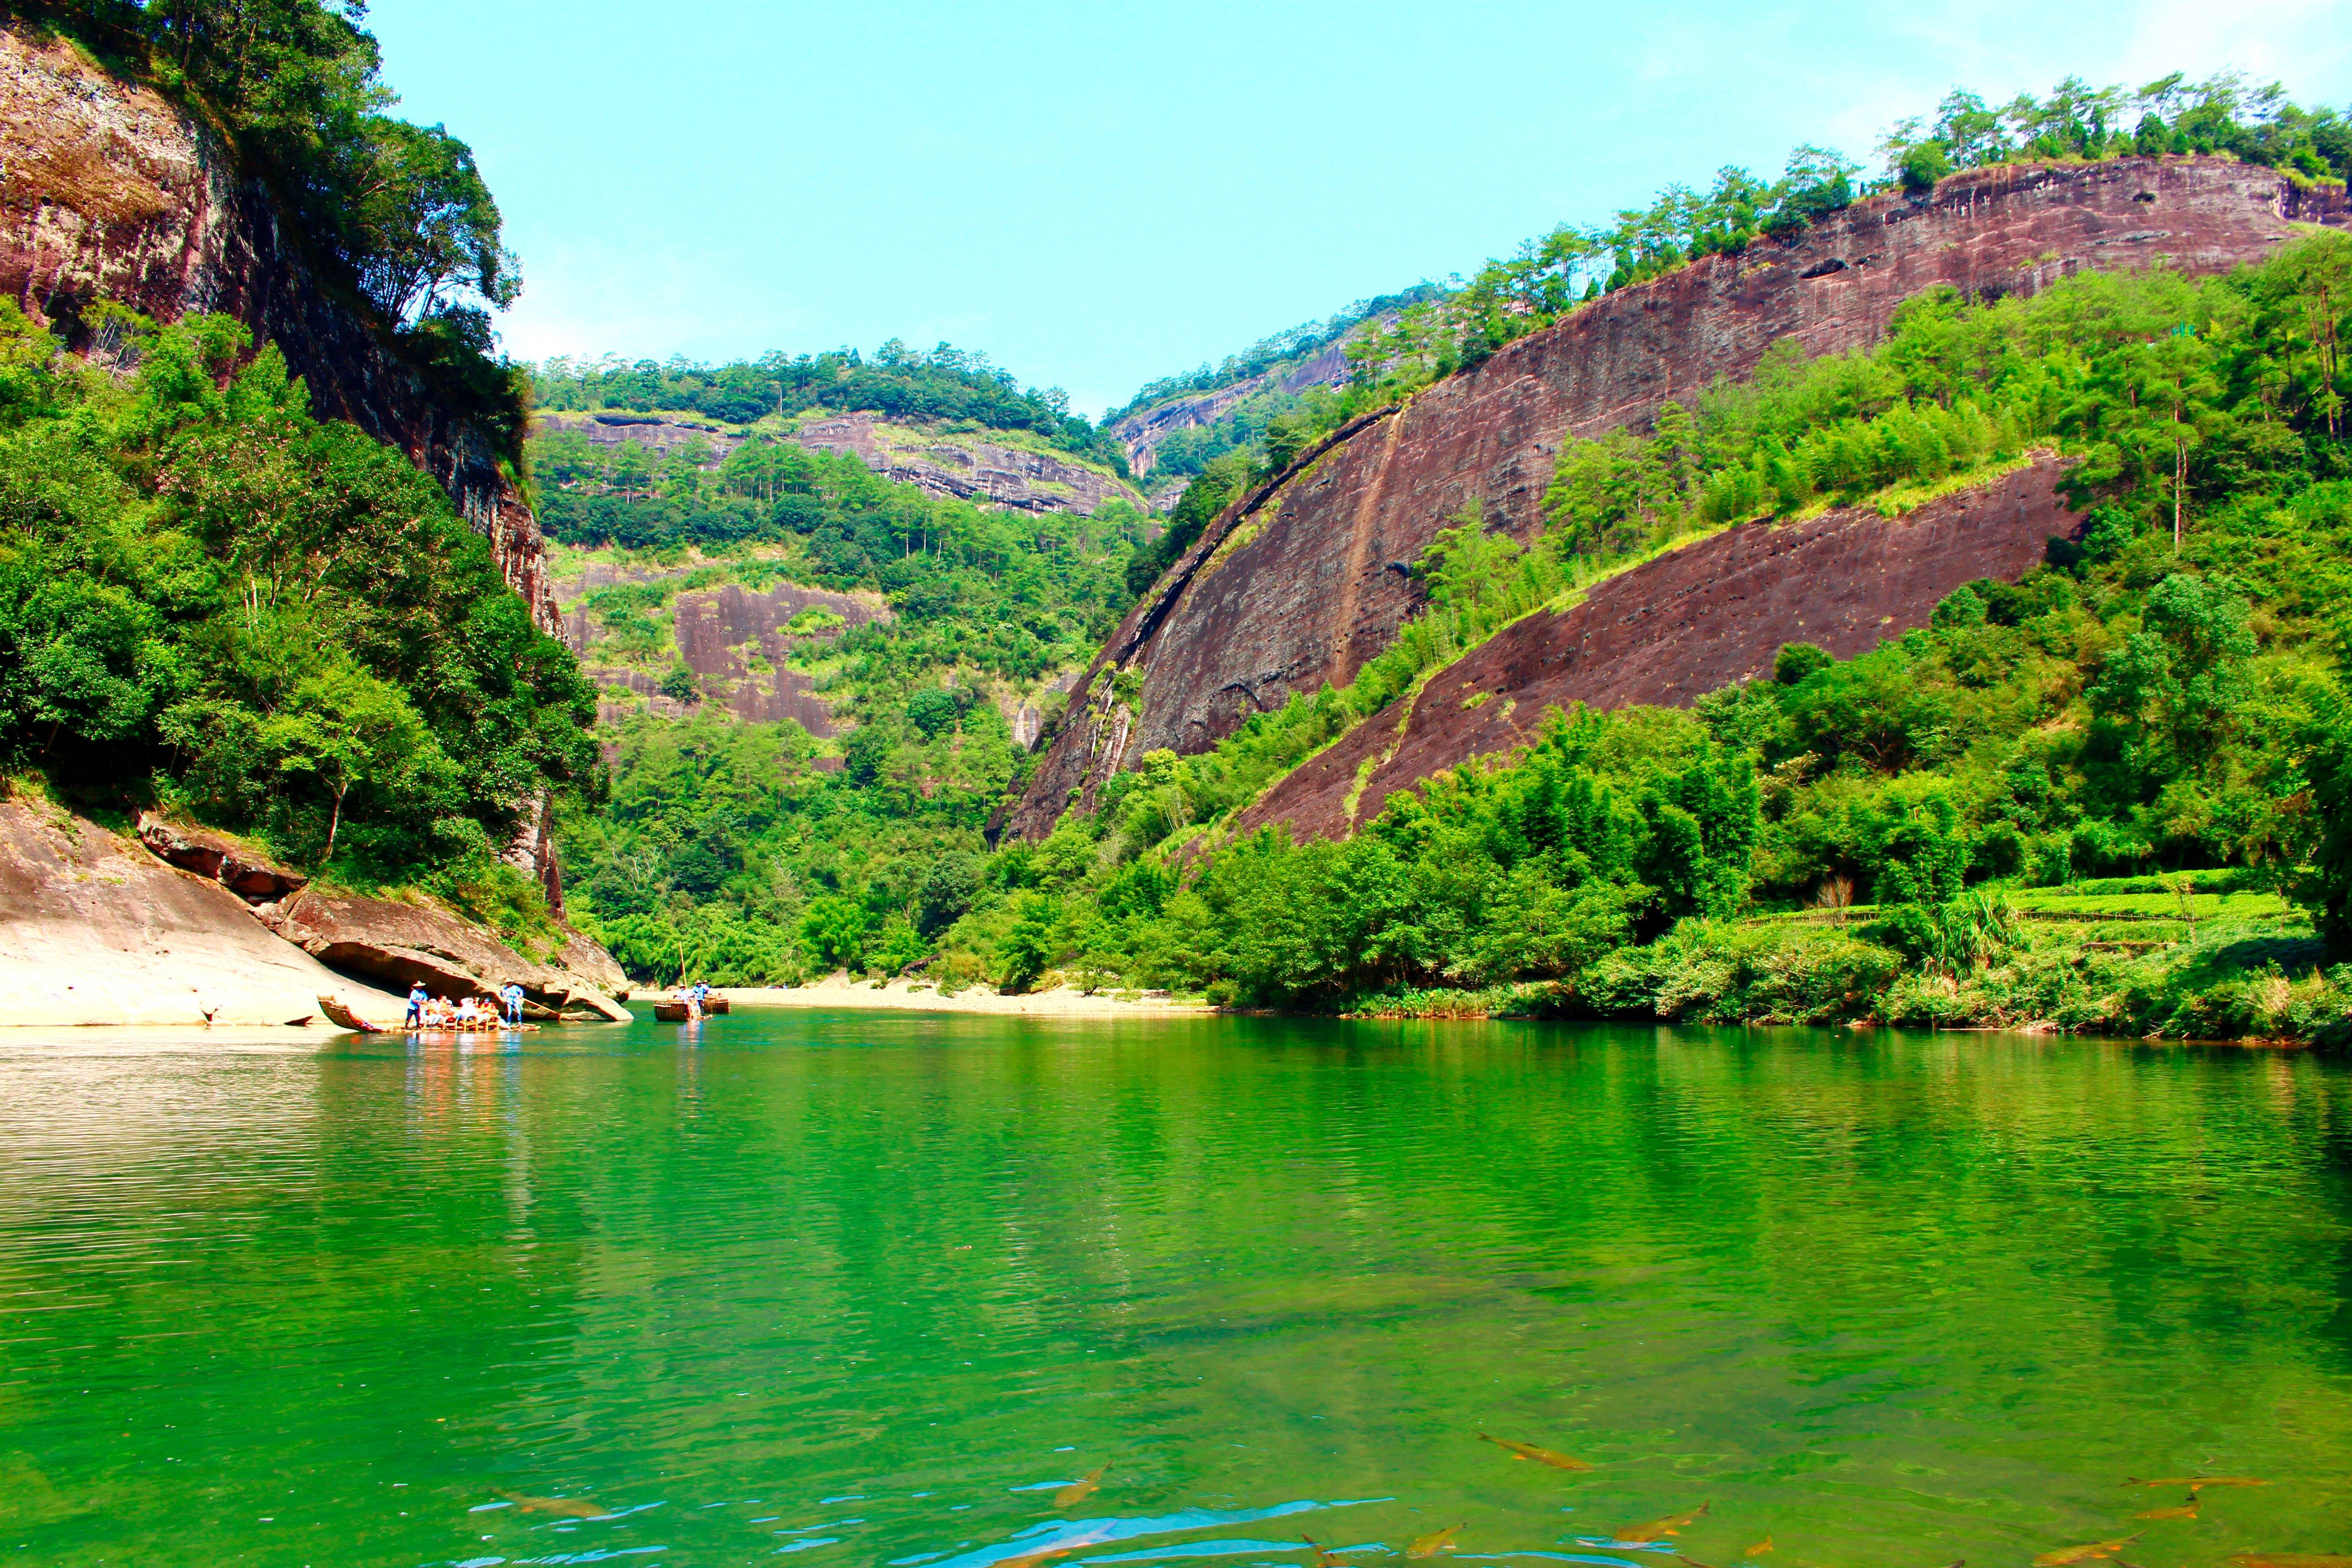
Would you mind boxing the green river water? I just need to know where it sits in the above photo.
[2,1011,2349,1568]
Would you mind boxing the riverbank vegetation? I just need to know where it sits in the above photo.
[0,303,595,914]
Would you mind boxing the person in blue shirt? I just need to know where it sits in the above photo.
[691,980,710,1010]
[500,982,525,1025]
[406,983,428,1029]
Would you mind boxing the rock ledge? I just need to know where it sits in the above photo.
[136,813,307,902]
[256,890,630,1021]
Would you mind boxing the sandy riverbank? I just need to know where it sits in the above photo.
[715,975,1215,1017]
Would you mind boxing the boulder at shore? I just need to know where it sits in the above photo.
[0,798,407,1027]
[256,891,631,1021]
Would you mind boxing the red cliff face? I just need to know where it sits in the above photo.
[0,24,558,634]
[1000,156,2346,842]
[1233,457,2081,843]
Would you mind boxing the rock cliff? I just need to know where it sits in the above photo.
[1111,336,1357,477]
[1,21,612,946]
[554,559,884,732]
[0,795,632,1029]
[0,23,558,633]
[786,412,1146,513]
[536,409,1148,516]
[1235,456,2081,842]
[1000,157,2348,842]
[257,891,631,1022]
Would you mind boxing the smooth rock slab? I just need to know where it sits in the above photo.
[0,799,405,1027]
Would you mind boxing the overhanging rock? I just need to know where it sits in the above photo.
[256,891,631,1022]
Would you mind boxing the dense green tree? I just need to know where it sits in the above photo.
[0,301,593,906]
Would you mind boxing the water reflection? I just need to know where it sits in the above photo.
[0,1017,2345,1566]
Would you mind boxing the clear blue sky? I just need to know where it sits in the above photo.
[367,0,2351,418]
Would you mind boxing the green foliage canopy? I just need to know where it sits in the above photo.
[0,303,595,881]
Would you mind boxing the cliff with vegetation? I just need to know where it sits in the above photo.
[1231,457,2082,843]
[1104,286,1446,480]
[1003,155,2347,842]
[0,4,629,1022]
[0,20,557,631]
[1111,337,1355,479]
[937,222,2352,1036]
[534,410,1147,518]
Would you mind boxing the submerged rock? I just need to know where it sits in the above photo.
[255,891,630,1021]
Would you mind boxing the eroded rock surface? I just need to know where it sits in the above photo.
[0,24,559,632]
[1111,337,1357,476]
[136,813,306,902]
[557,930,629,996]
[556,564,883,732]
[536,410,1147,516]
[788,412,1146,514]
[0,799,404,1027]
[1001,157,2347,841]
[1233,456,2082,843]
[256,891,630,1021]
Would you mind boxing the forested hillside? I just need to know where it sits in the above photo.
[532,341,1129,475]
[0,304,594,928]
[14,0,531,456]
[1107,285,1445,475]
[0,0,602,947]
[17,5,2351,1047]
[546,454,1143,983]
[947,237,2352,1038]
[577,72,2352,1045]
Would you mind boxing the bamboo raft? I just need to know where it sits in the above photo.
[318,995,539,1034]
[652,997,725,1022]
